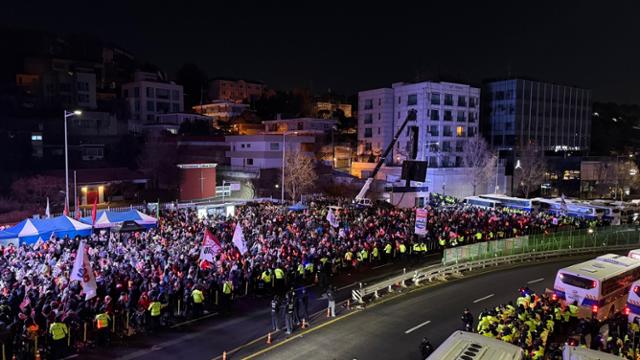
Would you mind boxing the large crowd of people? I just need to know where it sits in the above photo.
[0,195,605,358]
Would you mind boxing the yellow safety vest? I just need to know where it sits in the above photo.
[96,313,110,329]
[384,244,392,254]
[223,281,233,294]
[261,271,272,283]
[297,264,304,275]
[149,301,162,317]
[50,322,68,341]
[274,268,285,280]
[372,247,379,258]
[192,289,204,304]
[399,244,406,253]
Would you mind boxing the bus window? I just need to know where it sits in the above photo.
[560,273,596,289]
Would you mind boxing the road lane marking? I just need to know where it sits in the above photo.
[404,320,431,334]
[527,277,544,284]
[473,294,494,303]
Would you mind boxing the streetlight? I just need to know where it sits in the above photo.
[64,110,82,210]
[281,130,298,203]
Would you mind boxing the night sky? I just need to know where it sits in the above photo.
[2,0,639,103]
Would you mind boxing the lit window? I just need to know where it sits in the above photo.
[31,134,43,141]
[456,126,465,137]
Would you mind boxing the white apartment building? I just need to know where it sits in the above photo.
[122,71,184,133]
[225,134,315,169]
[358,81,480,168]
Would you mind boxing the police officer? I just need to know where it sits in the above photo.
[49,315,68,359]
[222,279,233,313]
[420,337,434,359]
[327,286,336,317]
[192,286,204,318]
[148,297,163,332]
[298,288,309,324]
[285,297,295,335]
[270,295,280,331]
[95,308,111,346]
[461,308,474,332]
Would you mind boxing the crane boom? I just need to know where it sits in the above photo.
[354,109,417,204]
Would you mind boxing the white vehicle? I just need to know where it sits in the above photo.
[552,254,640,320]
[625,280,640,323]
[463,196,502,209]
[478,194,540,211]
[537,198,600,219]
[628,249,640,260]
[427,331,525,360]
[562,345,621,360]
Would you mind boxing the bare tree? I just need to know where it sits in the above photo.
[514,144,547,198]
[284,149,316,202]
[612,159,640,200]
[461,135,497,195]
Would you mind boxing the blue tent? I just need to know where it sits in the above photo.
[80,209,158,229]
[0,215,92,245]
[288,202,308,211]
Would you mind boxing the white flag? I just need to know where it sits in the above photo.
[326,208,339,228]
[232,223,248,255]
[70,241,97,300]
[45,197,51,219]
[33,238,44,250]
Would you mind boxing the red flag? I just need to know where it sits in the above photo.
[91,197,98,225]
[74,197,82,220]
[199,229,222,267]
[63,202,69,217]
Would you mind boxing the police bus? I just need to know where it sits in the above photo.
[426,331,525,360]
[478,194,540,211]
[552,254,640,320]
[562,345,621,360]
[537,198,600,219]
[625,280,640,323]
[463,196,502,209]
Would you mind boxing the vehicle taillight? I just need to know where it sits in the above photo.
[592,305,599,313]
[592,281,597,289]
[625,307,631,315]
[635,286,639,294]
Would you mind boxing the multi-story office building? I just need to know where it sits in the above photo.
[209,78,265,103]
[358,81,480,167]
[121,71,184,133]
[484,78,592,153]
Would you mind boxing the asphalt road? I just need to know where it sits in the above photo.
[238,259,583,360]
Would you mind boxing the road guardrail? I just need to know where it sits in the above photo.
[352,243,640,305]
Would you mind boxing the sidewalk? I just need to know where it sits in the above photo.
[76,255,441,360]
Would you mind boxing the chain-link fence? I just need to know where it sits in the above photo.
[442,225,640,265]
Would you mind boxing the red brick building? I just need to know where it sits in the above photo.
[177,163,217,201]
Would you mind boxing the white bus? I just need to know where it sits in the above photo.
[463,196,502,209]
[537,198,600,219]
[427,331,525,360]
[562,345,621,360]
[628,249,640,260]
[625,280,640,323]
[552,254,640,320]
[478,194,540,211]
